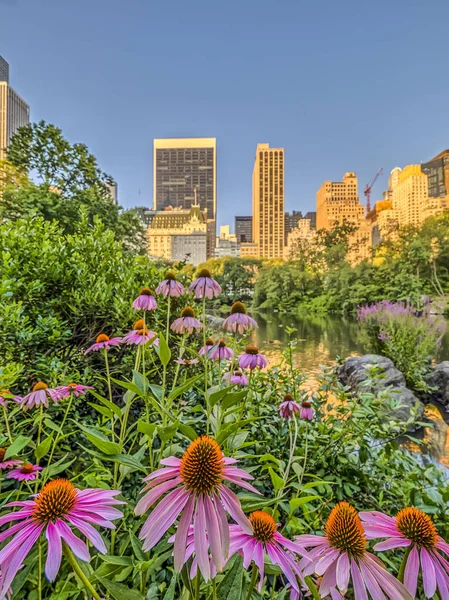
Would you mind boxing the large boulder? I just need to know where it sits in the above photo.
[424,362,449,407]
[338,354,423,420]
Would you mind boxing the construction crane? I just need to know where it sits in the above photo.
[364,167,383,215]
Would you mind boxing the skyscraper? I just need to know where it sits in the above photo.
[252,143,285,259]
[392,165,428,226]
[235,216,253,243]
[284,210,303,244]
[422,150,449,199]
[153,138,217,257]
[316,172,363,230]
[0,56,30,161]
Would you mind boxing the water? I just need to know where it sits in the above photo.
[253,311,449,468]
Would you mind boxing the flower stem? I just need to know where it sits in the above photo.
[298,420,308,491]
[166,295,171,343]
[398,545,413,583]
[44,396,73,485]
[2,406,12,443]
[246,565,258,600]
[202,296,210,433]
[195,572,201,600]
[104,349,115,441]
[305,576,321,600]
[63,543,102,600]
[38,539,43,600]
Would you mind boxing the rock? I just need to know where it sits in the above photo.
[205,314,225,329]
[338,354,423,420]
[424,362,449,407]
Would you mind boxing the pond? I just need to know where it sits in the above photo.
[253,311,449,470]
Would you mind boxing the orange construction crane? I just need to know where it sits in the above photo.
[364,167,383,214]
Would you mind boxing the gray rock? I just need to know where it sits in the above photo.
[339,354,423,420]
[424,362,449,406]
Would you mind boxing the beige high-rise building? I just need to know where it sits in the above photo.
[392,165,428,226]
[252,143,284,259]
[0,56,29,161]
[284,218,316,260]
[316,172,364,230]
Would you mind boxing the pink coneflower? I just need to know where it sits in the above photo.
[300,401,314,421]
[279,394,300,419]
[208,340,234,361]
[360,507,449,598]
[175,358,200,366]
[222,301,258,334]
[0,390,21,407]
[156,271,185,298]
[123,320,159,346]
[238,346,268,370]
[0,478,124,594]
[297,503,412,600]
[51,383,93,402]
[135,435,259,581]
[229,510,310,594]
[85,333,122,354]
[132,287,158,310]
[189,268,222,299]
[7,463,43,482]
[0,448,22,471]
[168,525,219,580]
[199,338,215,356]
[222,370,248,387]
[19,382,59,411]
[171,307,203,335]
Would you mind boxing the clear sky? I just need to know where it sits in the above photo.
[1,0,449,228]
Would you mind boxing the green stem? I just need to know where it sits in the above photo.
[38,539,43,600]
[305,576,321,600]
[195,572,201,600]
[246,565,258,600]
[202,296,210,433]
[166,295,171,343]
[63,543,102,600]
[298,420,308,490]
[104,349,115,440]
[2,406,12,443]
[44,396,73,485]
[398,545,413,583]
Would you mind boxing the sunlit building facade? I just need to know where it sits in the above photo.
[0,56,29,161]
[392,165,428,226]
[316,172,364,231]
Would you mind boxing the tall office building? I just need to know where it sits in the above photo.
[252,143,285,259]
[392,165,428,226]
[153,138,217,257]
[0,56,30,161]
[235,216,253,243]
[304,211,317,229]
[422,150,449,198]
[316,172,364,230]
[284,210,303,243]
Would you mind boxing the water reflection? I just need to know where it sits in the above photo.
[254,311,449,468]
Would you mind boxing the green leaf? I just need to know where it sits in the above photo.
[112,377,142,398]
[178,423,198,442]
[158,421,179,442]
[100,555,133,566]
[269,467,284,493]
[96,576,144,600]
[129,531,146,562]
[137,420,156,437]
[89,390,122,418]
[4,435,32,459]
[158,332,171,367]
[289,496,320,511]
[162,578,177,600]
[35,434,53,460]
[216,555,243,600]
[222,390,247,412]
[208,385,233,408]
[78,425,121,455]
[87,402,113,419]
[168,374,202,402]
[46,456,77,477]
[79,446,147,472]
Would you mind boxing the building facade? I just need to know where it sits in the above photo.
[0,57,30,161]
[235,216,253,243]
[284,218,316,260]
[422,150,449,198]
[284,210,303,243]
[153,138,217,257]
[304,211,317,229]
[392,165,428,226]
[316,172,364,231]
[252,143,285,259]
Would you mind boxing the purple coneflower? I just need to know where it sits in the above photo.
[229,510,310,594]
[360,507,449,598]
[0,390,21,408]
[175,358,200,366]
[223,301,258,334]
[222,370,248,387]
[51,384,93,402]
[7,463,43,482]
[19,382,59,411]
[300,401,314,421]
[135,435,259,581]
[279,394,300,419]
[171,307,203,335]
[199,338,215,356]
[156,271,185,298]
[297,502,412,600]
[85,333,122,354]
[168,525,219,580]
[208,340,234,361]
[0,448,22,471]
[132,287,158,311]
[189,269,222,299]
[0,478,124,594]
[238,346,268,370]
[123,320,159,346]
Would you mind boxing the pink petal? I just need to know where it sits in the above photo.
[135,477,181,515]
[219,486,251,534]
[295,534,328,548]
[253,541,265,592]
[56,521,90,562]
[421,547,437,598]
[351,558,369,600]
[433,554,449,600]
[363,553,413,600]
[336,552,350,592]
[315,548,340,576]
[140,487,189,551]
[266,543,299,592]
[358,558,386,600]
[194,496,210,581]
[374,538,410,551]
[203,494,224,573]
[66,515,107,554]
[173,494,195,572]
[45,522,62,581]
[212,495,230,559]
[0,523,43,597]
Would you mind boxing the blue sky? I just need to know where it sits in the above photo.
[1,0,449,228]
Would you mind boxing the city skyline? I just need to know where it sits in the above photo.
[1,0,448,228]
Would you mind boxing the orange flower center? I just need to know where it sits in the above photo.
[96,333,110,343]
[181,306,196,318]
[20,464,35,474]
[197,268,212,278]
[134,319,145,330]
[137,328,149,336]
[234,371,243,377]
[205,338,215,346]
[67,383,78,388]
[325,502,366,557]
[284,393,294,402]
[180,436,224,495]
[0,389,11,396]
[33,382,48,392]
[32,479,77,523]
[396,507,437,549]
[165,271,177,281]
[301,401,312,408]
[230,301,247,315]
[140,287,154,296]
[249,511,277,543]
[218,340,227,348]
[0,448,5,461]
[245,346,259,355]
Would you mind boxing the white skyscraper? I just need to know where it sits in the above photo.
[0,56,30,161]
